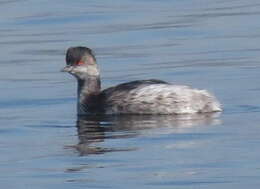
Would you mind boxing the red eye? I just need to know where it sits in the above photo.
[76,61,84,66]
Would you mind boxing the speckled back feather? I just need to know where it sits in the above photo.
[100,80,221,114]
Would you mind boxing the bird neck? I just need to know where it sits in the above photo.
[77,75,101,115]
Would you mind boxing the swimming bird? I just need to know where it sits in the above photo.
[62,46,222,115]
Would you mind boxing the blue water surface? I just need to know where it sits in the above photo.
[1,0,260,188]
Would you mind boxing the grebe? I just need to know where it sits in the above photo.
[62,46,222,115]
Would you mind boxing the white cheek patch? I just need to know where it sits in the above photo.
[71,66,99,76]
[73,66,88,73]
[87,66,99,76]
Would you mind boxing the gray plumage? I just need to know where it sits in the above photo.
[62,46,222,115]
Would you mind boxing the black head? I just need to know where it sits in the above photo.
[66,46,96,66]
[62,46,99,79]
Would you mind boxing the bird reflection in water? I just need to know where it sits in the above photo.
[70,113,221,156]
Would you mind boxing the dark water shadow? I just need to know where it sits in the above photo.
[69,113,221,156]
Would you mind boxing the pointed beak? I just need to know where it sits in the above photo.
[61,65,73,72]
